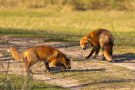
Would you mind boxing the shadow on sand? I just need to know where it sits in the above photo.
[33,68,105,74]
[69,79,135,89]
[113,53,135,63]
[72,53,135,63]
[66,68,105,72]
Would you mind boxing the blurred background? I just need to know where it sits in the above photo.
[0,0,135,49]
[0,1,135,90]
[0,0,135,10]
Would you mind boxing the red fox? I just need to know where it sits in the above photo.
[9,46,71,73]
[80,29,114,62]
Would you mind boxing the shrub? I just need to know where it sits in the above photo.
[0,0,134,10]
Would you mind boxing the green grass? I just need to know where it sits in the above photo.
[0,9,135,90]
[0,9,135,46]
[0,74,65,90]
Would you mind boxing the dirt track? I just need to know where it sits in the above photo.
[0,37,135,90]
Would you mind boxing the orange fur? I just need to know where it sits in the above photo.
[9,47,22,61]
[80,29,114,62]
[9,46,71,73]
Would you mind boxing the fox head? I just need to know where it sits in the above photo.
[80,36,90,50]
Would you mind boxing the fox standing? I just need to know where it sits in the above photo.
[80,29,114,62]
[9,46,71,73]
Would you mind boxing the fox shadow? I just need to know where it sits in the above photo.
[66,68,105,72]
[69,79,135,88]
[113,53,135,63]
[34,67,105,74]
[49,67,105,73]
[72,53,135,63]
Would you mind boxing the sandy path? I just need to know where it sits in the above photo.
[0,37,87,90]
[0,37,135,90]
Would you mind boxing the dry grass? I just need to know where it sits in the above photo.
[0,0,134,10]
[0,74,66,90]
[0,9,135,45]
[0,9,135,89]
[0,37,135,90]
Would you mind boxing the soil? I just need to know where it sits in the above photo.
[0,37,135,90]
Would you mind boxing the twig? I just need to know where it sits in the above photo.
[0,61,23,63]
[4,56,15,90]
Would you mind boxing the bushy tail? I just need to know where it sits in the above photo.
[103,46,113,62]
[9,47,22,61]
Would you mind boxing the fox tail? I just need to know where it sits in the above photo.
[9,47,22,61]
[103,46,113,62]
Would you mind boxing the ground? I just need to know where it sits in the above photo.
[0,37,135,90]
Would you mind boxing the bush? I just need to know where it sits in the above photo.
[72,0,133,10]
[0,0,134,10]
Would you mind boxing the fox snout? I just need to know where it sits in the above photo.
[80,45,87,50]
[83,47,87,50]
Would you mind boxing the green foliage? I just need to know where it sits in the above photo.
[0,9,135,46]
[0,74,65,90]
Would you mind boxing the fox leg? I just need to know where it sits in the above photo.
[93,47,100,58]
[110,44,113,56]
[110,47,113,56]
[86,46,98,59]
[108,46,114,62]
[23,57,32,74]
[25,62,32,75]
[52,60,66,72]
[59,64,66,72]
[44,62,50,72]
[101,53,106,61]
[101,48,106,61]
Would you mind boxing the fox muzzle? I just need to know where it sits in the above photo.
[83,47,86,50]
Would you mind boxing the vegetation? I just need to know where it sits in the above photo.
[50,61,135,90]
[0,1,135,89]
[0,9,135,47]
[0,74,65,90]
[0,0,135,10]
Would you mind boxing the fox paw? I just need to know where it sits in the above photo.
[101,57,106,61]
[92,55,97,59]
[85,56,90,59]
[44,69,51,73]
[61,67,66,72]
[109,60,115,63]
